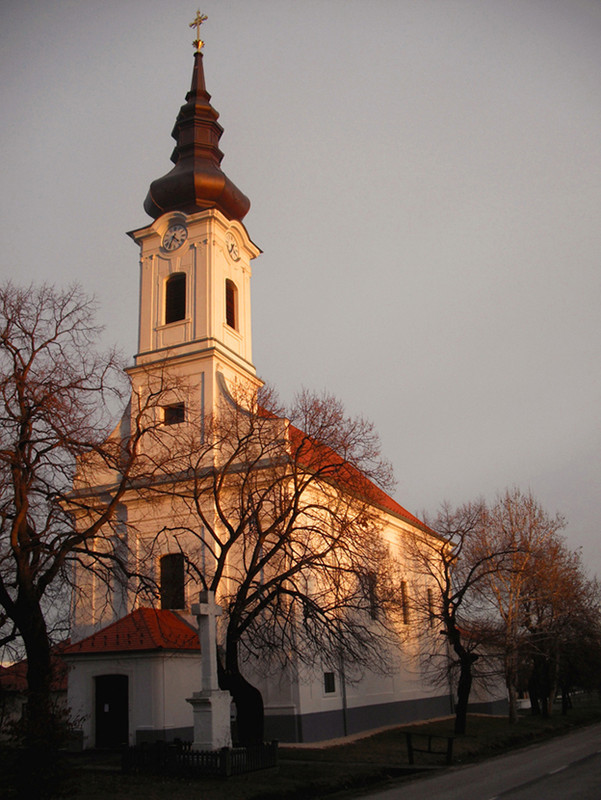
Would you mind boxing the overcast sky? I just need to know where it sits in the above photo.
[2,1,600,577]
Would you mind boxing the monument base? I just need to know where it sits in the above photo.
[187,689,232,751]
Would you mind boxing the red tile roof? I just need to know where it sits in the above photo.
[362,482,426,529]
[243,399,430,533]
[0,644,69,693]
[0,661,28,693]
[288,423,428,531]
[63,608,200,655]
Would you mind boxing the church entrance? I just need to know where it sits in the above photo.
[95,674,129,748]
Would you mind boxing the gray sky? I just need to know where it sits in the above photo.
[2,1,600,576]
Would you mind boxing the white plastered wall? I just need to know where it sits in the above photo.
[65,651,200,748]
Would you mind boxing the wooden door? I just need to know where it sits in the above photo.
[95,674,129,748]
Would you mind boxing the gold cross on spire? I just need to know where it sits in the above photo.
[190,10,208,51]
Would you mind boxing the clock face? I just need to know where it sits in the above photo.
[162,224,188,252]
[225,232,240,261]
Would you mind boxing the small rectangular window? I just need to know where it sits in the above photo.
[163,403,185,425]
[324,672,336,694]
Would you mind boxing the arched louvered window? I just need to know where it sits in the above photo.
[160,553,185,609]
[225,279,237,330]
[165,273,186,324]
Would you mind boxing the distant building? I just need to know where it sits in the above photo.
[1,646,68,740]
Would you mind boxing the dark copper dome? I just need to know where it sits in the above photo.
[144,51,250,221]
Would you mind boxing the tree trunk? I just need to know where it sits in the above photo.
[219,634,264,746]
[18,595,54,749]
[24,639,53,747]
[560,683,572,715]
[507,675,518,724]
[15,597,67,800]
[528,671,541,715]
[447,622,478,736]
[454,656,474,735]
[531,653,552,718]
[505,644,519,724]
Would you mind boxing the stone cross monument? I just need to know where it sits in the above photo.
[187,590,232,751]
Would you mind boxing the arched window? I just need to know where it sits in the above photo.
[225,279,237,330]
[160,553,185,609]
[165,273,186,324]
[400,580,410,625]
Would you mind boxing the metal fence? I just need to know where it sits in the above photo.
[122,740,278,778]
[405,732,454,765]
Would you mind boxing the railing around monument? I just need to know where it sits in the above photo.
[122,740,278,778]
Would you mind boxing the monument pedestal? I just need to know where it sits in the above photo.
[187,689,232,751]
[188,591,232,751]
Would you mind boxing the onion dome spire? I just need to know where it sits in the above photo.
[144,13,250,222]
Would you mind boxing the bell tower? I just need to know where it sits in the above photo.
[127,16,261,413]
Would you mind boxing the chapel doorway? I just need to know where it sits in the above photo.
[95,674,129,748]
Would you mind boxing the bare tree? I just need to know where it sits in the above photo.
[473,488,566,723]
[0,283,156,754]
[139,384,398,744]
[410,501,515,734]
[418,492,599,730]
[555,574,601,709]
[520,537,601,716]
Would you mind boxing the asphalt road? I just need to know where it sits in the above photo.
[356,722,601,800]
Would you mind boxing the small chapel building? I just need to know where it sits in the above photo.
[62,27,489,749]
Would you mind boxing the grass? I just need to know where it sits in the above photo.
[5,695,601,800]
[280,693,601,768]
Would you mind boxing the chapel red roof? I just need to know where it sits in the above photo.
[63,608,200,655]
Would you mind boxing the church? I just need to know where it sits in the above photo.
[63,21,472,749]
